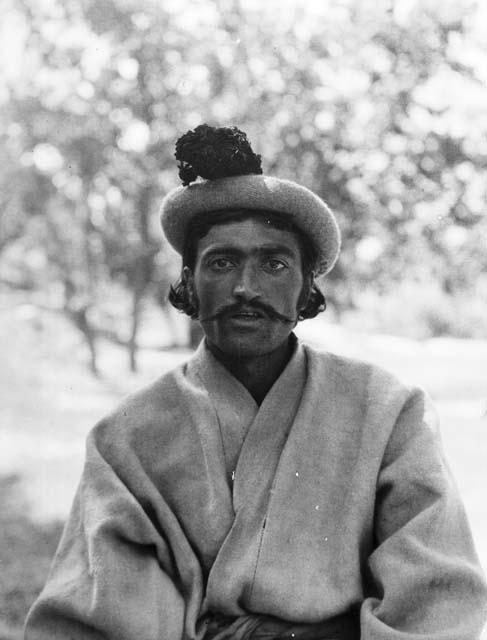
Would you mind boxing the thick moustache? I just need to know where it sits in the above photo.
[200,303,296,324]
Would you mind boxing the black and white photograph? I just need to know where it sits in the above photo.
[1,0,486,638]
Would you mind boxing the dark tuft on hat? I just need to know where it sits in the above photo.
[175,124,263,186]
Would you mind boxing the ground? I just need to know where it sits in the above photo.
[1,298,486,638]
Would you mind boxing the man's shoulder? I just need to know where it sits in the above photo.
[91,359,192,442]
[302,342,412,402]
[302,343,429,441]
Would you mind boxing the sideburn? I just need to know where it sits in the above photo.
[297,272,313,314]
[182,267,200,318]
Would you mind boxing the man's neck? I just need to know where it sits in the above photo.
[207,337,295,405]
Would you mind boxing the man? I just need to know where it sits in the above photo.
[25,125,487,639]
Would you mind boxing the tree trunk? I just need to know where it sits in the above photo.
[62,271,99,376]
[68,305,99,376]
[127,184,157,372]
[128,276,143,373]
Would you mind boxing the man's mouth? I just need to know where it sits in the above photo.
[229,309,265,320]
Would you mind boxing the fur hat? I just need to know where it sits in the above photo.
[160,125,340,275]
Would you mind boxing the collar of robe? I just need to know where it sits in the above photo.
[187,334,307,513]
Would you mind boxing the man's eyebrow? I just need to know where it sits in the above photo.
[254,244,298,258]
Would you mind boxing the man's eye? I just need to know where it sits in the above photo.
[209,257,235,270]
[264,259,287,271]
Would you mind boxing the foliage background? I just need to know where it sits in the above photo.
[0,0,486,637]
[2,0,487,371]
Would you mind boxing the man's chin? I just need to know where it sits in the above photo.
[206,333,291,360]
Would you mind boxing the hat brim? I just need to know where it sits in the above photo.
[160,174,340,275]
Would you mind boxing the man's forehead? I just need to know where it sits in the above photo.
[196,216,303,253]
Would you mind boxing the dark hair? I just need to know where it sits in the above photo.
[168,210,326,320]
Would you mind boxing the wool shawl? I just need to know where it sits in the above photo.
[24,340,487,639]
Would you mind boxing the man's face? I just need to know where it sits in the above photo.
[185,217,308,359]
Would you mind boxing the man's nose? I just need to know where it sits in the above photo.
[232,263,261,300]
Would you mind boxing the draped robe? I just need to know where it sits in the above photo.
[24,339,487,639]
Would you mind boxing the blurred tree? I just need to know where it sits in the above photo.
[1,0,486,372]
